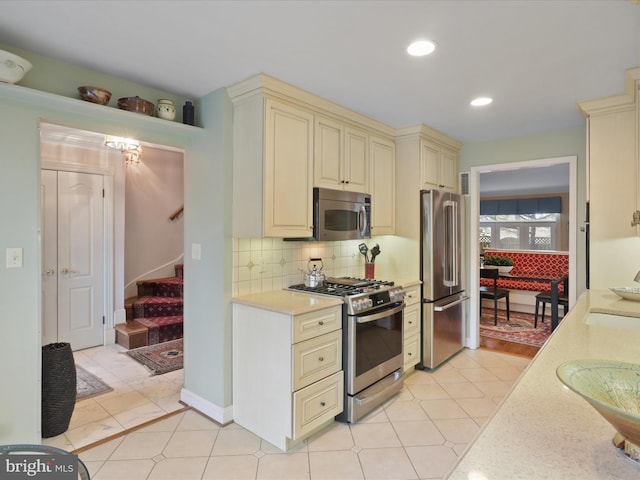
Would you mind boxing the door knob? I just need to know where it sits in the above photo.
[60,268,77,274]
[44,269,55,276]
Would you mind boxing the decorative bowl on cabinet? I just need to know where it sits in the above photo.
[117,96,154,116]
[0,49,32,84]
[78,86,112,105]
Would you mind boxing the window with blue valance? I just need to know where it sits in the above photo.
[480,197,562,215]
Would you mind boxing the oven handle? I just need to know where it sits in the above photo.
[355,303,405,324]
[433,295,469,312]
[354,370,404,406]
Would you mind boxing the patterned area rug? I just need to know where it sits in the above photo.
[126,339,183,376]
[76,365,113,401]
[480,308,551,348]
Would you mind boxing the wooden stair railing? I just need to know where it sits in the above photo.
[169,205,184,221]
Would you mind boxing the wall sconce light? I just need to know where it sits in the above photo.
[104,135,142,166]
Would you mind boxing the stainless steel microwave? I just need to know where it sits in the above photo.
[313,187,371,241]
[286,188,371,241]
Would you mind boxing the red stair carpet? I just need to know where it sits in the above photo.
[116,264,183,349]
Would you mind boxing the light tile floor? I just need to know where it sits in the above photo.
[76,348,530,480]
[42,343,184,452]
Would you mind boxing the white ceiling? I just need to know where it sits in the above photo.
[1,1,639,143]
[480,164,570,197]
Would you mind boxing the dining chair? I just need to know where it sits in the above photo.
[534,291,569,328]
[480,268,510,325]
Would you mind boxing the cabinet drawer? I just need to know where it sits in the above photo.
[404,285,421,306]
[404,333,420,369]
[292,306,342,343]
[293,330,341,391]
[293,371,343,440]
[404,303,420,337]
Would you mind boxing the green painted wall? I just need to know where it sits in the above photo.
[459,126,587,295]
[0,45,233,443]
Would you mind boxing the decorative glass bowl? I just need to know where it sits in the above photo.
[557,359,640,462]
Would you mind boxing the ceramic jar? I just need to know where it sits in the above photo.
[156,99,176,121]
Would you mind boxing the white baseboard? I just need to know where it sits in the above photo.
[113,308,127,325]
[104,327,116,346]
[180,388,234,425]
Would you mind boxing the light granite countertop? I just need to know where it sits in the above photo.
[447,289,640,479]
[231,289,343,315]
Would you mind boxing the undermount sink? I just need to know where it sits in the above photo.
[584,311,640,332]
[557,360,640,462]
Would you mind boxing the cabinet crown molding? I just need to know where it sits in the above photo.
[578,67,640,117]
[395,124,462,151]
[227,73,395,138]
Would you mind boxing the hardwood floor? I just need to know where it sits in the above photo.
[479,335,539,359]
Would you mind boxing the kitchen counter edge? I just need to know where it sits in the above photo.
[232,290,343,316]
[447,289,640,479]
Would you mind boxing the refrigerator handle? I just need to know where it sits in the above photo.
[434,295,469,312]
[443,200,458,287]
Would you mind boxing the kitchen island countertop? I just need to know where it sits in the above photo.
[231,289,343,316]
[448,289,640,479]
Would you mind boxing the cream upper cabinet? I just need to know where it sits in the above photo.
[577,67,640,290]
[421,138,458,192]
[230,89,314,238]
[370,135,395,235]
[343,126,369,193]
[314,116,369,193]
[229,74,396,239]
[265,99,314,237]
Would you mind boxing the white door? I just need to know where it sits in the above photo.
[41,170,105,350]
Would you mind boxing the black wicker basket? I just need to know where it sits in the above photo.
[41,342,76,438]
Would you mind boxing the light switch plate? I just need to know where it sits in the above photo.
[191,243,202,260]
[6,247,23,268]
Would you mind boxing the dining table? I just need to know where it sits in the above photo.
[499,270,569,331]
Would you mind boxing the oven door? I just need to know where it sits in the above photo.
[347,302,404,395]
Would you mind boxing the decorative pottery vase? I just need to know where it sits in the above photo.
[156,99,176,121]
[183,100,195,125]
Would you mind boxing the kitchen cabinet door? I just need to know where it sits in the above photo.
[344,126,369,193]
[314,116,344,190]
[370,135,395,235]
[314,118,369,193]
[421,139,458,192]
[264,98,314,237]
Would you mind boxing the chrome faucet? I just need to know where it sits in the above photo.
[634,271,640,283]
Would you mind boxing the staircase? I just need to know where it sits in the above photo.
[116,264,183,349]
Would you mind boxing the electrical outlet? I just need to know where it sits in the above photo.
[6,247,23,268]
[258,257,267,273]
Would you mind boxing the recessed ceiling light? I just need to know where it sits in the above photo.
[407,40,437,56]
[470,97,493,107]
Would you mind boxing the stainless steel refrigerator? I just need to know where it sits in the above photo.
[418,189,467,369]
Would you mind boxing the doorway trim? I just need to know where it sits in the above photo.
[467,155,577,349]
[40,123,121,345]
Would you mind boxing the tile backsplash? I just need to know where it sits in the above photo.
[232,238,373,297]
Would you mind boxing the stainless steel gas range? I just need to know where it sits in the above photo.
[288,277,406,422]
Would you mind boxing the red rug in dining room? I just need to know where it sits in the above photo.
[480,308,551,348]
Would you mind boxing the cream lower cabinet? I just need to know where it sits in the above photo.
[232,303,343,451]
[402,284,421,371]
